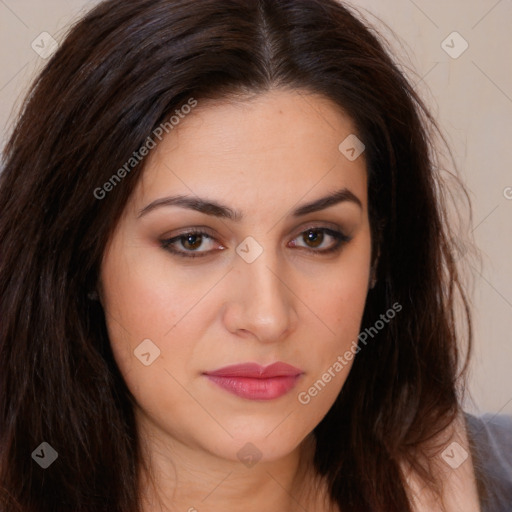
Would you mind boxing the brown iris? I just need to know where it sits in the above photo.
[181,233,203,250]
[303,229,324,248]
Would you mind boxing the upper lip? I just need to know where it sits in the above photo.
[204,362,303,378]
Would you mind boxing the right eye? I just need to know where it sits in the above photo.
[160,230,225,258]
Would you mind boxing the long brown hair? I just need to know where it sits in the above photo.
[0,0,473,510]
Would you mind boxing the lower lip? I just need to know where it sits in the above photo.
[205,374,302,400]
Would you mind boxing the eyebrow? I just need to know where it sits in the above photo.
[137,187,362,220]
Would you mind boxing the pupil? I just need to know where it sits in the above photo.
[305,230,323,247]
[183,234,202,250]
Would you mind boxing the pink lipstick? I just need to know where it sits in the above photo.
[203,362,303,400]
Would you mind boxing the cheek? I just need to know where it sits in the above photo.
[99,233,222,400]
[100,233,210,347]
[293,283,368,419]
[321,268,369,320]
[99,249,200,427]
[305,275,368,374]
[295,240,371,398]
[305,241,371,338]
[99,238,177,383]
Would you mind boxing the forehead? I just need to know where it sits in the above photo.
[132,88,367,214]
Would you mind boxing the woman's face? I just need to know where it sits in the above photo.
[100,89,372,463]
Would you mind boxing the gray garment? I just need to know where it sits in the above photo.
[465,413,512,511]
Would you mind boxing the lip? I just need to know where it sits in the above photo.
[203,362,303,400]
[205,362,303,378]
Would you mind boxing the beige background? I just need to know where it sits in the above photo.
[1,0,511,415]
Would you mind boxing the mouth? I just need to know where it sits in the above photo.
[203,362,304,400]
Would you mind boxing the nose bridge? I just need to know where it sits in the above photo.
[226,242,297,341]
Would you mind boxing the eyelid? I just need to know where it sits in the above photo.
[161,226,217,241]
[288,226,352,254]
[160,228,224,258]
[160,223,352,258]
[290,220,348,238]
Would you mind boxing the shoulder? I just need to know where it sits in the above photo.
[465,412,512,457]
[465,412,512,512]
[403,412,481,512]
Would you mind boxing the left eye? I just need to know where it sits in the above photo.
[289,228,350,253]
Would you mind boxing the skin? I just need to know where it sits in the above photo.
[404,413,481,512]
[99,88,480,511]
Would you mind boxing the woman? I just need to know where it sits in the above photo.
[0,0,510,511]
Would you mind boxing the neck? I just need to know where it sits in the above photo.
[136,417,333,512]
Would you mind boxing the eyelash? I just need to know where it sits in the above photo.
[160,227,352,259]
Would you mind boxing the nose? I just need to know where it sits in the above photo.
[222,249,299,343]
